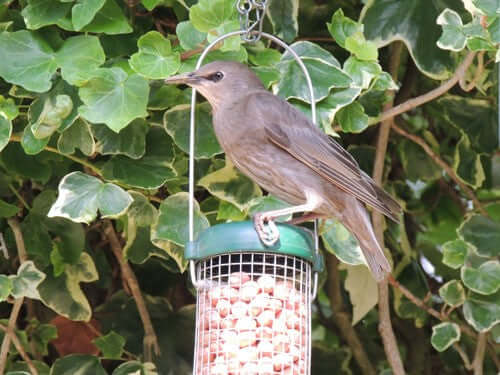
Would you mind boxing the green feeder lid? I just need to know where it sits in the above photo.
[185,221,324,272]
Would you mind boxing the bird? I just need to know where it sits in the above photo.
[165,61,401,281]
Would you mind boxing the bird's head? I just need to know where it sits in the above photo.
[164,61,264,110]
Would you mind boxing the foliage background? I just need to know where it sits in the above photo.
[0,0,499,374]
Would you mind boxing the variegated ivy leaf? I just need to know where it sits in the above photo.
[9,261,46,300]
[437,9,467,51]
[431,322,461,352]
[321,219,366,266]
[439,280,466,307]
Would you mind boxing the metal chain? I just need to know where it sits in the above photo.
[236,0,268,42]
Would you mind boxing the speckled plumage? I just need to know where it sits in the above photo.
[165,61,401,281]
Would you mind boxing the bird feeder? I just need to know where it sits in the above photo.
[186,221,323,374]
[184,3,322,373]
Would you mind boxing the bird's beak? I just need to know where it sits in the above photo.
[164,72,200,85]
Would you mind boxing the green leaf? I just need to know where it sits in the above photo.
[0,115,12,152]
[176,21,206,51]
[216,200,246,221]
[0,95,19,120]
[57,119,95,156]
[7,361,50,375]
[189,0,237,33]
[436,9,467,51]
[462,261,500,295]
[248,195,292,221]
[56,35,106,86]
[78,67,149,132]
[458,214,500,257]
[472,0,500,15]
[345,32,378,61]
[48,171,133,224]
[336,101,368,133]
[0,31,57,92]
[72,0,106,30]
[21,0,71,30]
[361,0,456,79]
[398,139,441,182]
[127,191,158,227]
[321,219,366,266]
[343,57,382,89]
[439,280,466,307]
[198,159,262,211]
[129,31,181,79]
[267,0,299,43]
[152,192,210,247]
[0,199,20,218]
[93,331,125,359]
[163,102,222,159]
[112,361,158,375]
[342,264,378,325]
[0,143,51,182]
[442,239,471,269]
[9,261,46,300]
[93,119,148,159]
[453,135,485,189]
[463,291,500,332]
[431,322,460,352]
[488,16,500,43]
[30,322,58,356]
[50,354,106,375]
[21,125,49,155]
[0,275,12,302]
[327,9,362,49]
[38,252,98,321]
[277,42,351,103]
[102,127,177,189]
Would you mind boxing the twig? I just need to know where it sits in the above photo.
[325,253,377,375]
[372,51,476,125]
[103,220,160,361]
[0,219,37,375]
[453,343,472,370]
[0,323,38,374]
[181,46,207,61]
[459,51,484,92]
[8,183,31,211]
[472,332,487,375]
[391,122,488,216]
[371,41,406,375]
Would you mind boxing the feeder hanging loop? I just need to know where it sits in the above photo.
[237,0,268,42]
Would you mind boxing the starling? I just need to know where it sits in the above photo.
[165,61,401,281]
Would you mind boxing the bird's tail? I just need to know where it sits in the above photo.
[342,202,391,282]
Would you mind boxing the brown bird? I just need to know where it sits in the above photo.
[165,61,401,281]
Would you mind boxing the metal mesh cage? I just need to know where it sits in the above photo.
[193,252,312,375]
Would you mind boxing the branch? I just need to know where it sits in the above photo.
[0,323,38,375]
[459,51,484,92]
[391,122,488,216]
[373,51,476,124]
[371,41,406,375]
[325,253,377,375]
[453,343,472,370]
[472,333,487,375]
[103,220,160,361]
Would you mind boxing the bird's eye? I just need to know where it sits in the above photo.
[210,71,224,82]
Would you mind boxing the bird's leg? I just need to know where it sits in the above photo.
[253,190,323,246]
[286,213,328,225]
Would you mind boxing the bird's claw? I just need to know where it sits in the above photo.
[253,213,280,246]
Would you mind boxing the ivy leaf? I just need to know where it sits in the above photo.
[442,239,471,269]
[176,21,206,51]
[453,135,485,189]
[78,67,149,132]
[463,291,500,332]
[327,9,362,49]
[248,195,292,221]
[38,253,99,321]
[163,102,222,159]
[198,159,262,211]
[0,31,57,93]
[458,214,500,257]
[56,35,106,86]
[0,275,13,302]
[0,115,12,152]
[436,9,467,51]
[1,143,51,183]
[102,127,177,189]
[93,119,148,159]
[57,118,95,156]
[267,0,299,43]
[439,280,466,307]
[21,125,49,155]
[0,95,19,120]
[50,354,106,375]
[431,322,460,352]
[129,31,181,79]
[342,264,378,325]
[93,331,125,359]
[71,0,106,31]
[361,0,456,79]
[472,0,500,15]
[0,199,20,218]
[21,0,71,30]
[461,261,500,295]
[343,57,382,89]
[9,261,46,300]
[48,172,133,224]
[321,219,366,266]
[112,361,158,375]
[189,0,237,33]
[398,139,441,182]
[127,192,158,227]
[345,32,378,61]
[336,102,368,133]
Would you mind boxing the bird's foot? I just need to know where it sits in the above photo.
[253,213,280,246]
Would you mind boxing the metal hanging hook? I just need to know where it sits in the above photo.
[236,0,268,42]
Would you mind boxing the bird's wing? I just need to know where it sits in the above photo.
[246,91,401,221]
